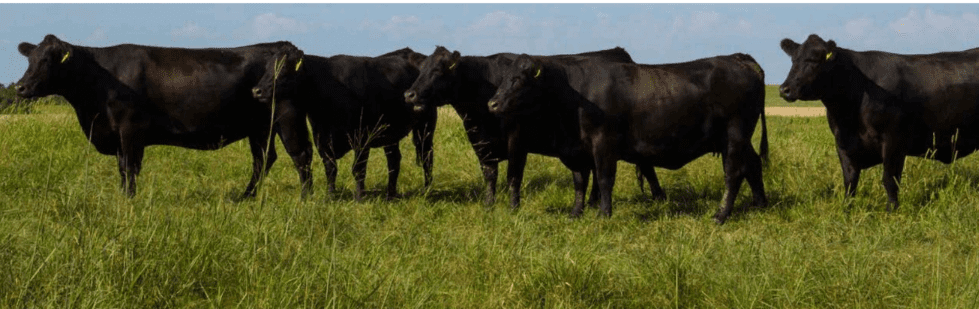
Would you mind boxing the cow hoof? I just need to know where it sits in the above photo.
[650,191,667,201]
[385,192,403,200]
[233,191,256,202]
[713,212,729,225]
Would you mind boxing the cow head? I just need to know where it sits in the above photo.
[779,34,838,102]
[253,44,305,104]
[15,34,78,98]
[487,54,545,115]
[404,46,461,112]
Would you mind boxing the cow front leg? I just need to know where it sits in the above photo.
[587,169,600,207]
[570,169,590,218]
[480,161,499,206]
[383,144,402,200]
[505,151,528,211]
[241,135,278,199]
[593,155,618,218]
[836,147,861,198]
[411,109,437,188]
[351,148,370,201]
[881,144,907,211]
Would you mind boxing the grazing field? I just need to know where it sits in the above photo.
[763,85,823,107]
[2,99,979,308]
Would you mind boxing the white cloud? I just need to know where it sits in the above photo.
[359,15,444,41]
[450,11,535,53]
[688,11,721,33]
[887,8,979,51]
[170,22,220,40]
[84,28,107,44]
[234,13,310,41]
[844,17,873,39]
[465,11,525,35]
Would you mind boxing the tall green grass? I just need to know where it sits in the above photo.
[1,101,978,308]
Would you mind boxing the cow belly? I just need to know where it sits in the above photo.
[628,133,718,170]
[154,130,251,150]
[908,129,979,163]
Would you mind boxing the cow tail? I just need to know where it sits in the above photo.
[760,108,769,164]
[735,52,770,165]
[636,165,645,194]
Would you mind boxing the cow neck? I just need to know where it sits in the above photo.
[543,63,587,114]
[453,56,499,113]
[523,62,582,128]
[818,49,870,115]
[296,55,330,109]
[57,46,116,138]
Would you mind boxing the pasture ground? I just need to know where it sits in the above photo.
[1,91,978,308]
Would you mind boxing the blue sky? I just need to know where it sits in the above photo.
[2,4,979,85]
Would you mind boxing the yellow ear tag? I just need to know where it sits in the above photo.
[825,51,833,61]
[534,67,542,79]
[448,62,457,70]
[61,51,70,64]
[295,58,303,71]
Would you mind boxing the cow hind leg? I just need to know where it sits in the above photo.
[317,136,346,197]
[743,146,767,208]
[116,145,144,198]
[592,151,618,218]
[715,151,746,224]
[836,148,862,198]
[276,108,314,198]
[639,163,666,200]
[714,128,759,224]
[383,144,402,200]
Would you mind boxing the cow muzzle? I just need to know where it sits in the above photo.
[778,85,797,102]
[487,100,501,113]
[14,83,36,98]
[404,90,418,104]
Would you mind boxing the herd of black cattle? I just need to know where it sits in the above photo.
[11,33,979,224]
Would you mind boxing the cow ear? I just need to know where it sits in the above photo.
[825,40,837,62]
[408,53,426,68]
[18,42,36,57]
[780,39,800,56]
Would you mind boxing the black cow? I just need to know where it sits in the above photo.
[252,46,436,201]
[15,34,313,198]
[404,46,659,210]
[780,34,979,210]
[488,53,768,223]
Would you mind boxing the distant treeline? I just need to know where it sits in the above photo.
[0,81,67,114]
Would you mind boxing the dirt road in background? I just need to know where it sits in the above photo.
[766,107,825,117]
